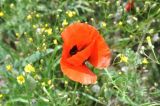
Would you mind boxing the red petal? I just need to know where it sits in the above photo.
[125,0,134,12]
[89,35,111,68]
[60,59,97,84]
[61,23,96,54]
[66,37,96,66]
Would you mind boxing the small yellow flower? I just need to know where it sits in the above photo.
[142,57,149,64]
[118,21,123,26]
[76,20,81,23]
[132,16,138,21]
[119,54,128,63]
[55,27,59,30]
[36,14,40,18]
[101,21,106,27]
[118,72,122,75]
[66,10,76,17]
[146,36,151,42]
[6,65,13,72]
[64,81,68,85]
[107,1,111,6]
[0,94,3,98]
[136,25,139,28]
[32,25,37,29]
[24,64,35,73]
[45,24,48,27]
[149,29,154,34]
[28,37,33,43]
[56,14,59,18]
[90,18,94,21]
[10,3,15,8]
[48,80,52,85]
[24,32,27,35]
[108,14,113,18]
[60,28,63,31]
[27,14,32,20]
[41,82,46,87]
[16,33,20,38]
[41,27,45,33]
[42,43,47,51]
[0,11,4,17]
[130,35,133,38]
[42,43,46,46]
[146,36,153,47]
[53,39,58,45]
[34,74,41,80]
[45,28,52,35]
[49,84,55,89]
[17,75,25,85]
[62,19,68,26]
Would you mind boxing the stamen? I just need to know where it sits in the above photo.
[70,45,78,56]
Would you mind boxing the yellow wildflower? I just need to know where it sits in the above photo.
[6,64,13,72]
[149,29,154,34]
[53,39,58,45]
[118,21,123,26]
[17,75,25,85]
[55,27,59,30]
[142,57,149,64]
[32,25,37,29]
[60,28,63,31]
[108,14,113,18]
[64,81,68,85]
[41,82,46,87]
[28,37,33,43]
[118,72,122,75]
[146,36,153,47]
[130,35,133,38]
[27,14,32,20]
[10,3,15,8]
[119,54,128,63]
[136,25,139,28]
[146,36,151,42]
[45,24,48,27]
[48,80,52,85]
[107,1,111,6]
[36,14,40,18]
[0,11,4,17]
[101,21,106,27]
[24,64,35,73]
[34,74,41,80]
[16,33,20,38]
[90,18,94,21]
[42,43,47,51]
[45,28,52,35]
[66,10,76,17]
[24,32,27,35]
[49,84,55,89]
[42,43,46,46]
[40,27,45,32]
[62,19,68,26]
[0,94,3,98]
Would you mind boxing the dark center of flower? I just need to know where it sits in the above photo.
[70,45,78,56]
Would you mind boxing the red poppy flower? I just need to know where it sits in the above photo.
[60,23,111,84]
[125,0,134,12]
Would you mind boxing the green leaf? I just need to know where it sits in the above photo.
[22,49,54,66]
[5,98,29,104]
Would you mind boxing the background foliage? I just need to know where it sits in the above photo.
[0,0,160,106]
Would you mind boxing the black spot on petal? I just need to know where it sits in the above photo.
[70,45,78,56]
